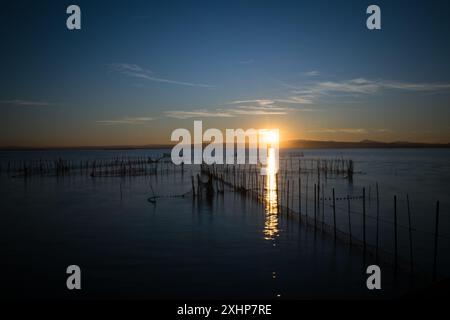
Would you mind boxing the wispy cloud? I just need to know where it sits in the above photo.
[228,99,275,106]
[374,128,394,133]
[164,96,319,119]
[308,127,395,134]
[284,78,450,105]
[230,97,313,105]
[304,70,320,76]
[379,80,450,91]
[315,78,379,94]
[164,110,234,119]
[165,104,296,119]
[294,78,450,98]
[308,128,368,134]
[109,63,213,88]
[275,96,314,104]
[0,99,52,106]
[96,117,154,125]
[231,105,292,116]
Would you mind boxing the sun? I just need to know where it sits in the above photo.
[260,129,279,145]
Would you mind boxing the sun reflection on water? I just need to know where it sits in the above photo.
[263,147,279,240]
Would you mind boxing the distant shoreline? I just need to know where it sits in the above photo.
[1,139,449,151]
[282,139,450,149]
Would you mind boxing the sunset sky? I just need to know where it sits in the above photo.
[1,0,450,147]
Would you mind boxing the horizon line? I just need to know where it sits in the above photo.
[1,138,449,151]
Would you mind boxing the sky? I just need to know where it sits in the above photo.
[1,0,450,147]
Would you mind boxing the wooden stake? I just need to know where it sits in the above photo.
[314,183,317,228]
[394,195,398,275]
[407,194,414,274]
[432,201,440,282]
[347,195,352,246]
[333,188,336,241]
[376,183,379,263]
[363,187,366,257]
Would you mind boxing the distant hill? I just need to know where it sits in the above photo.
[1,140,450,151]
[0,144,175,151]
[282,139,450,149]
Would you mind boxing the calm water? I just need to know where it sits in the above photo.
[281,148,450,276]
[0,148,449,299]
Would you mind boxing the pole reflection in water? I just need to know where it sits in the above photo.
[263,147,279,240]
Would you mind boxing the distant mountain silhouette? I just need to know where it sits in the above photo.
[1,139,449,151]
[282,139,450,149]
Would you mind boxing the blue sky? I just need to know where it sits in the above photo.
[1,0,450,146]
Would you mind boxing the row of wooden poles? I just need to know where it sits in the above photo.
[1,156,353,179]
[281,157,354,181]
[199,163,443,282]
[0,156,177,178]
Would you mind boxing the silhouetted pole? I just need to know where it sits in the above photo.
[432,201,440,282]
[305,175,308,218]
[276,173,280,213]
[333,188,336,241]
[394,195,398,275]
[321,184,325,231]
[287,180,290,213]
[363,187,366,256]
[407,194,414,274]
[314,183,317,228]
[347,195,352,246]
[317,183,320,230]
[298,177,302,223]
[376,183,380,263]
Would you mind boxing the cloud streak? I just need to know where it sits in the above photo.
[165,106,290,119]
[164,102,316,119]
[228,99,275,106]
[230,97,313,105]
[164,95,322,119]
[164,110,234,119]
[110,63,213,88]
[379,80,450,91]
[96,117,154,125]
[293,78,450,101]
[0,99,52,106]
[303,70,320,76]
[308,128,368,134]
[307,128,395,134]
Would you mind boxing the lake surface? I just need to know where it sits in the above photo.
[281,148,450,277]
[0,148,449,299]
